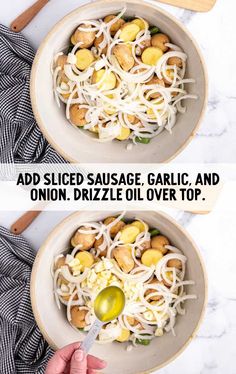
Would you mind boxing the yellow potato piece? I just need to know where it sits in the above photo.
[131,18,148,30]
[120,225,140,244]
[163,271,173,286]
[120,23,140,42]
[141,47,163,66]
[104,105,117,115]
[163,69,175,84]
[75,251,94,270]
[92,69,116,91]
[71,237,77,247]
[147,108,159,119]
[141,249,163,267]
[131,220,148,232]
[76,49,94,70]
[89,125,99,133]
[166,271,173,281]
[116,126,131,140]
[71,34,76,45]
[62,92,70,99]
[116,328,130,342]
[125,43,133,52]
[62,91,78,100]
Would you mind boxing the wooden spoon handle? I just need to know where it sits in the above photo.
[10,0,49,32]
[10,211,42,235]
[156,0,216,12]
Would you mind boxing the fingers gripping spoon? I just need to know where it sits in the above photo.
[80,286,125,353]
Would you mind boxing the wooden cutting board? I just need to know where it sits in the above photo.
[157,0,216,12]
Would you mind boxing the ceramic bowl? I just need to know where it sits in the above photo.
[31,211,207,373]
[30,0,207,163]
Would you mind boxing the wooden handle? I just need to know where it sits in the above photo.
[10,211,42,235]
[156,0,216,12]
[10,0,49,32]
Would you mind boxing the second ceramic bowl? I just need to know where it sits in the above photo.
[31,210,207,374]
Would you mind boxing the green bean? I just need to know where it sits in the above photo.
[120,15,134,21]
[149,228,160,237]
[135,137,151,144]
[149,26,159,35]
[136,338,151,346]
[67,44,74,54]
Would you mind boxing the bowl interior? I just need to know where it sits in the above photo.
[31,211,207,374]
[31,0,207,163]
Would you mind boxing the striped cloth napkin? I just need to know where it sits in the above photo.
[0,24,64,163]
[0,24,66,373]
[0,226,53,373]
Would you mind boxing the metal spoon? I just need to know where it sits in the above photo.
[80,286,125,353]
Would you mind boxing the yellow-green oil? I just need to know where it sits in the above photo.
[94,286,125,323]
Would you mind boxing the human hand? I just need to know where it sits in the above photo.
[45,342,107,374]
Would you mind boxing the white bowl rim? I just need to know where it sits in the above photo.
[30,210,208,373]
[30,0,208,164]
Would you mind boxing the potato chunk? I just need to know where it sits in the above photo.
[92,69,117,91]
[120,225,140,244]
[113,245,134,273]
[141,249,163,267]
[103,217,125,238]
[145,279,162,301]
[167,258,182,270]
[75,251,94,270]
[71,306,88,328]
[127,115,140,124]
[116,126,131,140]
[131,18,149,30]
[151,33,170,52]
[75,49,94,70]
[72,24,96,48]
[126,316,139,326]
[167,56,183,68]
[120,23,140,42]
[62,292,78,302]
[94,236,107,257]
[71,226,96,250]
[56,54,67,69]
[116,328,130,342]
[146,76,165,99]
[131,220,148,232]
[69,105,88,127]
[55,255,66,271]
[94,34,107,54]
[151,235,169,254]
[141,47,163,65]
[104,15,125,35]
[113,44,135,72]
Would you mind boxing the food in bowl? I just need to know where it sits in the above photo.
[52,7,197,147]
[53,212,196,348]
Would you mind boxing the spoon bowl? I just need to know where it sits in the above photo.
[94,286,125,323]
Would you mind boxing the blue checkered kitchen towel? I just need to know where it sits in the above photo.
[0,24,67,373]
[0,226,53,374]
[0,24,64,163]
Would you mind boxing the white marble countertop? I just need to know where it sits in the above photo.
[1,1,236,373]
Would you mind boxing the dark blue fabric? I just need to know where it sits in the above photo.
[0,24,65,163]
